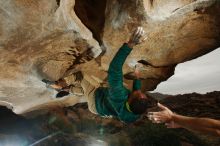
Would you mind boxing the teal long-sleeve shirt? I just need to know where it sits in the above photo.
[94,44,141,123]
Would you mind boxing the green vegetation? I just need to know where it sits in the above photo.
[127,121,208,146]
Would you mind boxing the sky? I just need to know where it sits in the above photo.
[154,48,220,95]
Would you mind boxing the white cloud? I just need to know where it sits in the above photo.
[154,48,220,95]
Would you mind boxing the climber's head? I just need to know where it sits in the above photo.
[127,90,150,114]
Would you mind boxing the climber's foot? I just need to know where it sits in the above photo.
[56,91,70,98]
[42,79,62,90]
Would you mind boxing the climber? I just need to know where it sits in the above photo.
[42,73,85,98]
[45,27,152,123]
[148,103,220,137]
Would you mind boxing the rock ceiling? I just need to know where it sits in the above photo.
[0,0,219,114]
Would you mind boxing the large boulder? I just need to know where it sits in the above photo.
[101,0,220,90]
[0,0,219,114]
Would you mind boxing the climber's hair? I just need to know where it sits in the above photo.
[128,90,149,114]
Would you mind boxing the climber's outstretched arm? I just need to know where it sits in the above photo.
[108,27,145,101]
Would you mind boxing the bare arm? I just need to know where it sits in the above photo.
[132,64,142,91]
[172,114,220,136]
[148,103,220,137]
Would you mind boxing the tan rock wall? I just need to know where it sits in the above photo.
[0,0,219,113]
